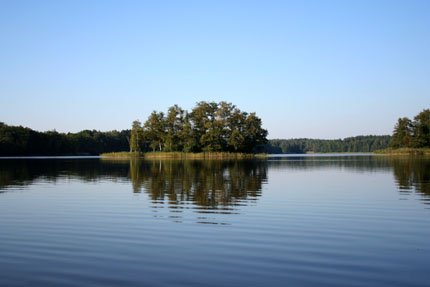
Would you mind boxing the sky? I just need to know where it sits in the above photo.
[0,0,429,139]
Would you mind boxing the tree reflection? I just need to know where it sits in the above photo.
[0,159,131,191]
[389,157,430,200]
[0,158,267,209]
[2,156,429,208]
[129,159,267,208]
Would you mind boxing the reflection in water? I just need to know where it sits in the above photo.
[389,157,430,203]
[268,155,393,172]
[1,156,430,286]
[268,156,430,204]
[1,156,430,207]
[129,160,266,208]
[0,159,268,224]
[0,159,130,190]
[130,160,268,224]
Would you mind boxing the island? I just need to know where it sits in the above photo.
[101,101,268,159]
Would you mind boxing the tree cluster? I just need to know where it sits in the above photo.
[130,102,268,153]
[264,135,391,154]
[0,122,129,156]
[389,109,430,148]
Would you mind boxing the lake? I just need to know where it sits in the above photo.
[0,155,429,286]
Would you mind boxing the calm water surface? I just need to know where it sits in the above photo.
[0,155,429,286]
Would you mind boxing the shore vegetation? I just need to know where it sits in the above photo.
[100,151,266,159]
[376,109,430,155]
[374,148,430,156]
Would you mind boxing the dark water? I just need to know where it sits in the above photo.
[0,155,429,286]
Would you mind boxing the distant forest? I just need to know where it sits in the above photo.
[3,108,429,156]
[0,120,391,156]
[0,122,129,156]
[0,101,268,156]
[264,136,391,154]
[0,101,400,156]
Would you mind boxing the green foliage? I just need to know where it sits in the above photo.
[0,101,267,156]
[389,117,413,148]
[388,109,430,149]
[129,120,142,152]
[0,122,129,156]
[229,129,245,151]
[180,115,197,153]
[164,105,185,152]
[136,102,268,153]
[265,135,391,153]
[143,111,166,152]
[411,109,430,148]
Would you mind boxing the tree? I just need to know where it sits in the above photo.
[229,129,245,151]
[143,111,166,152]
[130,120,142,152]
[180,113,198,152]
[243,112,268,152]
[164,105,185,152]
[412,109,430,148]
[227,108,246,151]
[190,101,218,151]
[389,117,413,148]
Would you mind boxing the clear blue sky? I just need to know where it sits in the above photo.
[0,0,429,139]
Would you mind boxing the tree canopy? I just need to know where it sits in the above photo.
[134,101,268,153]
[0,122,129,156]
[389,109,430,148]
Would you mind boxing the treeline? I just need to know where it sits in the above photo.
[264,135,391,153]
[389,109,430,148]
[0,101,268,156]
[130,101,268,153]
[0,122,129,156]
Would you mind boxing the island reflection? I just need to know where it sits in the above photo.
[1,156,429,207]
[0,159,268,210]
[129,159,267,209]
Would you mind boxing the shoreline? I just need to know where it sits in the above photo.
[374,148,430,156]
[100,152,267,159]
